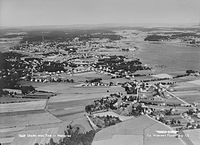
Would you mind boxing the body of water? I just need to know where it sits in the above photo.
[135,42,200,73]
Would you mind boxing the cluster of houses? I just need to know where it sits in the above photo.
[29,74,74,83]
[85,79,200,132]
[81,82,110,87]
[2,31,141,90]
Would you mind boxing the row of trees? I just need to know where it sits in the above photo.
[144,35,170,41]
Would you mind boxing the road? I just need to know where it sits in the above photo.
[159,84,196,109]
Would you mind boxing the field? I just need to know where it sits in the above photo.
[48,104,86,121]
[134,75,154,81]
[0,112,61,129]
[165,97,186,105]
[11,127,61,145]
[21,79,126,123]
[69,71,111,80]
[93,135,143,145]
[11,124,66,145]
[46,85,125,121]
[48,85,125,103]
[0,97,42,104]
[5,78,127,144]
[0,100,47,113]
[183,129,200,145]
[10,115,92,145]
[173,82,200,91]
[173,75,198,83]
[102,77,132,84]
[173,90,200,104]
[92,115,185,145]
[0,111,62,144]
[188,79,200,86]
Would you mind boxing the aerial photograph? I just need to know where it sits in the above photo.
[0,0,200,145]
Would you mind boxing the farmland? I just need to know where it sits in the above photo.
[1,26,200,145]
[0,100,47,113]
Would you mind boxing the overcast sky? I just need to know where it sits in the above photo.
[0,0,200,27]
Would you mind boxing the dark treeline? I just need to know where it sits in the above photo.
[144,35,170,41]
[145,32,200,41]
[20,29,122,43]
[38,61,67,72]
[96,56,150,74]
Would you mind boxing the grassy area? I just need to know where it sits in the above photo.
[11,125,65,145]
[0,97,42,103]
[0,100,47,113]
[0,112,61,129]
[93,115,184,145]
[173,90,200,104]
[183,129,200,145]
[173,82,200,91]
[188,79,200,86]
[48,86,125,103]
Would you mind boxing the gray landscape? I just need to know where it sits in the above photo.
[0,0,200,145]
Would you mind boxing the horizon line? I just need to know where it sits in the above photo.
[0,22,199,29]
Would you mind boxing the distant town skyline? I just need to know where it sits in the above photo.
[0,0,200,27]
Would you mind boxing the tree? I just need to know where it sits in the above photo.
[49,138,56,145]
[186,70,195,74]
[165,109,172,115]
[187,109,195,115]
[26,75,31,81]
[159,117,165,123]
[171,119,176,125]
[187,122,191,127]
[125,86,137,94]
[57,78,62,82]
[85,105,91,113]
[21,85,35,95]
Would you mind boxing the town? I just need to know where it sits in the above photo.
[1,27,200,145]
